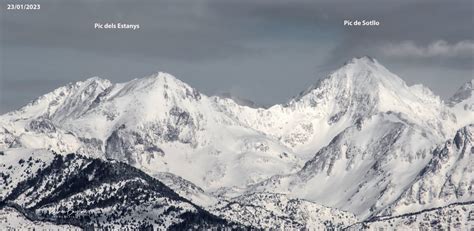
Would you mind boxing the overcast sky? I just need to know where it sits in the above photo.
[1,0,473,113]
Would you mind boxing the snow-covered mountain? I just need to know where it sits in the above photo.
[0,56,472,229]
[1,57,463,190]
[234,57,471,218]
[0,73,302,191]
[0,149,239,229]
[216,57,458,160]
[0,207,80,230]
[245,123,473,219]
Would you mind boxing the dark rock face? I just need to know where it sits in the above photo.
[27,118,57,133]
[0,128,15,149]
[78,137,103,154]
[105,128,132,163]
[166,106,196,144]
[104,126,167,166]
[184,87,202,101]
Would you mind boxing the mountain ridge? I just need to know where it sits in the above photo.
[1,57,472,228]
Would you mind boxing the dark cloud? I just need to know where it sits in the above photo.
[1,0,473,113]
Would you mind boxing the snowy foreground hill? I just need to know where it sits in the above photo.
[0,57,473,229]
[0,150,240,229]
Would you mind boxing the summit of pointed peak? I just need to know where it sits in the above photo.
[290,57,442,112]
[292,57,392,97]
[111,71,203,103]
[148,71,178,81]
[139,72,190,87]
[339,56,388,74]
[448,79,474,105]
[347,56,377,64]
[327,56,405,87]
[459,79,474,90]
[122,72,191,91]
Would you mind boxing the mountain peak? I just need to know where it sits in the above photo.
[132,72,186,88]
[146,71,180,83]
[293,56,405,102]
[287,57,451,134]
[342,56,388,75]
[323,56,405,88]
[448,79,474,105]
[346,55,377,65]
[114,72,201,99]
[339,56,383,73]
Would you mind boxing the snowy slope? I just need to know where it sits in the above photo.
[0,206,80,230]
[246,114,434,218]
[153,172,219,207]
[0,148,56,200]
[247,123,474,219]
[378,124,474,217]
[210,192,357,230]
[349,201,474,230]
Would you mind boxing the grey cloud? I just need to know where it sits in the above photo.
[380,40,474,58]
[2,0,277,61]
